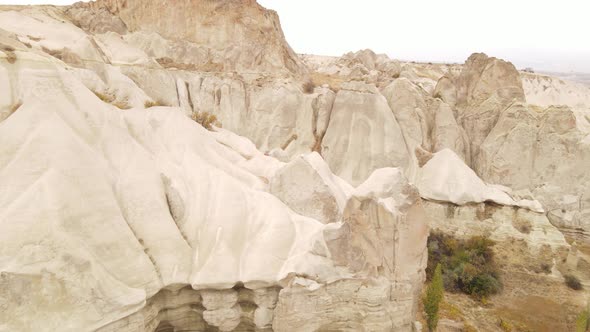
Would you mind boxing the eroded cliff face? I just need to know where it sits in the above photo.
[0,44,428,331]
[0,3,429,330]
[67,0,305,75]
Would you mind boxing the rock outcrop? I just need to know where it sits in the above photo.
[0,16,427,329]
[269,152,351,224]
[431,53,590,240]
[321,82,410,185]
[68,0,306,75]
[477,103,590,239]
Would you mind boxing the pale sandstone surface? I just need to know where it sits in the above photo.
[71,0,306,75]
[321,81,410,186]
[0,50,428,331]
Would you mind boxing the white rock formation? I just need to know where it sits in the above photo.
[418,149,543,212]
[417,149,569,263]
[0,14,428,329]
[270,152,352,224]
[423,201,568,250]
[321,81,410,186]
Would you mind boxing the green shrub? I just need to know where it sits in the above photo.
[565,274,583,290]
[577,300,590,332]
[577,310,589,332]
[427,231,502,300]
[499,318,513,331]
[424,264,444,332]
[539,263,551,274]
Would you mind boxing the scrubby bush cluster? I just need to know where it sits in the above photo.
[427,231,502,300]
[92,91,131,110]
[191,111,220,130]
[302,79,315,94]
[577,301,589,332]
[424,264,444,332]
[144,100,167,108]
[1,44,17,64]
[565,274,583,290]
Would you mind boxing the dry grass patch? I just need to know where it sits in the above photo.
[1,45,17,64]
[27,35,42,42]
[191,111,220,130]
[113,100,131,110]
[309,72,345,91]
[156,57,223,72]
[302,79,315,94]
[41,46,63,60]
[92,90,131,110]
[93,91,115,104]
[565,274,583,290]
[10,101,22,114]
[144,100,168,108]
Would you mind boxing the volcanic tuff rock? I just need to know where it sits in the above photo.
[0,41,428,331]
[69,0,306,74]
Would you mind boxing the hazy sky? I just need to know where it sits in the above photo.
[3,0,589,73]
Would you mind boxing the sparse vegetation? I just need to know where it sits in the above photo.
[156,57,222,72]
[309,72,345,91]
[424,264,444,332]
[565,274,583,290]
[576,301,590,332]
[496,317,534,332]
[27,35,42,42]
[144,100,167,108]
[10,101,22,114]
[427,231,502,300]
[41,46,63,60]
[281,134,298,150]
[112,100,131,110]
[92,90,131,110]
[93,91,115,104]
[1,45,17,64]
[302,79,315,94]
[191,111,220,130]
[499,318,513,331]
[539,263,552,274]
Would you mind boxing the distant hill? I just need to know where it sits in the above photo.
[540,71,590,86]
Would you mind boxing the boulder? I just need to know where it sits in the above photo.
[270,152,351,224]
[417,149,543,211]
[322,82,410,185]
[453,53,526,165]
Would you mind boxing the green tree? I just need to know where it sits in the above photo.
[577,300,590,332]
[425,264,444,332]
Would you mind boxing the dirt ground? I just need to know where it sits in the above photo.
[417,239,589,331]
